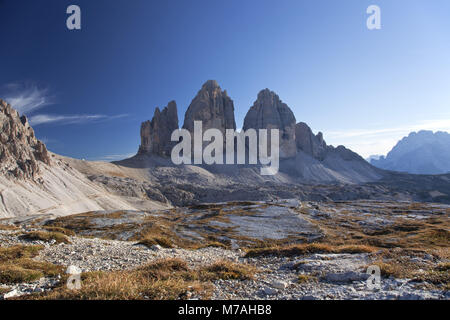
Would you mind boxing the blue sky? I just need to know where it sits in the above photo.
[1,0,449,160]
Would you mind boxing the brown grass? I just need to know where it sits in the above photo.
[199,260,257,281]
[371,262,405,278]
[0,265,44,283]
[0,224,19,231]
[138,236,174,248]
[436,262,450,272]
[0,245,63,284]
[0,245,43,262]
[414,270,450,290]
[42,226,76,236]
[194,241,229,249]
[297,274,317,284]
[20,231,70,244]
[0,287,10,294]
[245,243,377,258]
[22,258,258,300]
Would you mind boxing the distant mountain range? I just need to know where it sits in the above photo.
[369,130,450,174]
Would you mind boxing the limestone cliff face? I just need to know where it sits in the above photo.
[135,81,367,166]
[183,80,236,135]
[139,100,179,157]
[295,122,328,160]
[0,99,50,179]
[243,89,297,158]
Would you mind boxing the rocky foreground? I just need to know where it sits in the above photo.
[0,200,448,300]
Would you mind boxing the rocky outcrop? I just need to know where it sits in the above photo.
[295,121,363,162]
[138,100,179,157]
[183,80,236,135]
[329,145,363,161]
[243,89,297,158]
[0,100,168,217]
[0,99,50,179]
[295,122,328,160]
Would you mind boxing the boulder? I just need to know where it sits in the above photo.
[263,287,278,295]
[323,271,369,283]
[3,289,21,299]
[271,280,288,290]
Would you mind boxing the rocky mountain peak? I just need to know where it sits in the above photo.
[201,79,220,91]
[0,99,50,179]
[183,80,236,135]
[295,122,328,160]
[243,89,297,158]
[256,88,278,101]
[139,100,179,157]
[135,82,372,169]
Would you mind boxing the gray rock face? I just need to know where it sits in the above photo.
[243,89,297,158]
[0,99,50,179]
[131,81,380,184]
[295,122,362,162]
[324,271,370,283]
[295,122,328,160]
[183,80,236,135]
[139,100,179,157]
[329,145,362,161]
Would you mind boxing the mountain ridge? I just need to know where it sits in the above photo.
[137,80,382,183]
[370,130,450,174]
[2,81,450,218]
